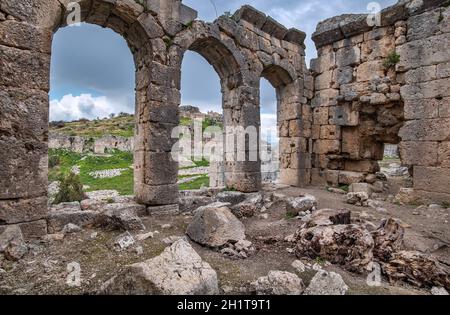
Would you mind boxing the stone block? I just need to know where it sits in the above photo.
[404,98,440,120]
[401,78,450,100]
[399,141,439,166]
[320,125,341,140]
[399,118,450,141]
[279,168,310,187]
[341,127,361,159]
[438,142,450,168]
[414,166,450,195]
[313,107,329,125]
[336,46,360,67]
[344,160,380,173]
[405,65,437,84]
[397,33,450,71]
[225,172,261,192]
[311,168,327,186]
[361,36,395,62]
[356,60,385,82]
[339,171,365,185]
[311,89,339,107]
[329,105,359,126]
[135,151,178,186]
[0,20,52,53]
[135,183,179,206]
[313,140,341,155]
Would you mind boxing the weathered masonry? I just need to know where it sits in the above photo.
[0,0,309,236]
[308,0,450,204]
[1,0,450,238]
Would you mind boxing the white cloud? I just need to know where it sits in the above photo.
[49,94,132,121]
[261,113,279,144]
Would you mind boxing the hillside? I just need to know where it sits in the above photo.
[50,107,223,139]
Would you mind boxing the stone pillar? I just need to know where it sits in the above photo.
[0,2,61,238]
[223,84,262,192]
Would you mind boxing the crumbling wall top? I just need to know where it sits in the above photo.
[312,0,448,48]
[232,5,306,46]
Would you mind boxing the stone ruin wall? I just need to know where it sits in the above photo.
[1,0,449,239]
[49,133,134,154]
[0,0,308,238]
[308,0,450,204]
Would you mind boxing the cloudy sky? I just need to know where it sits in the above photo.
[50,0,397,139]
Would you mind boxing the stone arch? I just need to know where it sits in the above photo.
[259,63,310,187]
[172,22,261,192]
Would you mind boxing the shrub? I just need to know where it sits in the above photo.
[48,155,60,168]
[383,51,401,69]
[53,172,86,204]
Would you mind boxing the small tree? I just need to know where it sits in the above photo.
[53,172,86,204]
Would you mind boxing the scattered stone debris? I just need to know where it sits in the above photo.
[100,239,219,295]
[186,204,245,248]
[221,240,255,259]
[162,236,183,245]
[136,231,157,241]
[88,169,128,179]
[250,271,305,295]
[114,232,135,251]
[231,193,264,218]
[345,192,369,206]
[304,270,349,295]
[62,223,82,234]
[304,209,351,228]
[394,188,422,206]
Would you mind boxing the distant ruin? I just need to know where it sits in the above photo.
[1,0,449,238]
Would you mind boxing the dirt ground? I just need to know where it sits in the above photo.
[0,184,448,295]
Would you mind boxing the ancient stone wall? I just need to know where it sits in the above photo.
[0,0,307,236]
[309,0,450,203]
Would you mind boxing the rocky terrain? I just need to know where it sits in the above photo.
[1,178,449,295]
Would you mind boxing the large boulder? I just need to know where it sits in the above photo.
[186,204,245,247]
[0,225,28,261]
[100,239,219,295]
[250,271,305,295]
[295,224,374,273]
[304,270,349,295]
[382,251,450,289]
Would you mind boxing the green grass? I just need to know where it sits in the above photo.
[49,149,209,194]
[179,175,209,190]
[49,149,134,195]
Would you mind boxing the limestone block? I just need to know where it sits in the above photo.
[0,46,50,91]
[313,140,341,155]
[414,166,450,195]
[401,78,450,101]
[341,127,361,159]
[135,183,179,206]
[320,125,341,140]
[0,197,48,225]
[338,171,365,185]
[328,105,359,126]
[325,170,340,186]
[407,7,450,42]
[399,118,450,141]
[437,62,450,79]
[279,168,310,187]
[399,141,439,166]
[344,160,380,173]
[0,0,62,29]
[315,70,333,91]
[438,142,450,168]
[334,66,354,85]
[311,89,339,107]
[225,172,261,192]
[135,151,178,186]
[313,107,329,125]
[311,168,327,186]
[404,98,440,120]
[336,46,360,67]
[361,36,395,62]
[0,20,52,53]
[397,34,450,71]
[314,52,336,74]
[356,60,385,82]
[405,65,437,84]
